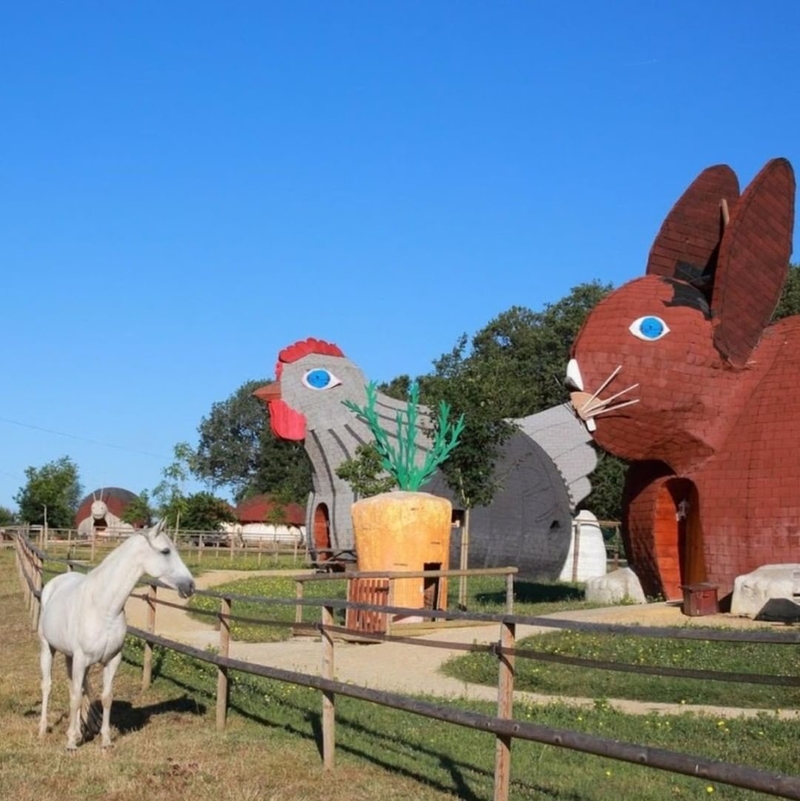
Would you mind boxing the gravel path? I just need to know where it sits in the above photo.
[124,570,800,721]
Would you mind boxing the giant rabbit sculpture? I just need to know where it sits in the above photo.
[566,158,798,601]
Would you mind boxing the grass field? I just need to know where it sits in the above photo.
[4,548,800,800]
[185,573,599,642]
[442,628,800,709]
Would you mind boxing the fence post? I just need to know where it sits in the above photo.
[295,580,304,625]
[505,571,514,615]
[28,554,39,631]
[494,620,516,801]
[386,577,395,637]
[30,552,42,631]
[20,541,31,610]
[216,596,232,731]
[321,603,335,769]
[142,584,158,690]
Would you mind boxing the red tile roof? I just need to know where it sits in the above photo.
[235,494,306,526]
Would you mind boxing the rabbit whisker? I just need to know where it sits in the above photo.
[585,398,640,418]
[579,365,622,411]
[582,383,640,414]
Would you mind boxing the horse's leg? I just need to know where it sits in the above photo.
[100,652,122,748]
[38,641,55,738]
[66,653,87,750]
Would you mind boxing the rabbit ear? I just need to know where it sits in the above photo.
[711,158,795,367]
[647,164,740,292]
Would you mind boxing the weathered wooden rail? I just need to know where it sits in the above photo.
[14,533,800,801]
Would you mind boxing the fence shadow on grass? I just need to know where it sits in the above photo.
[80,696,207,744]
[477,580,585,607]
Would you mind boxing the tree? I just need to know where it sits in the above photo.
[120,491,153,527]
[151,442,194,526]
[0,506,17,526]
[421,338,516,510]
[773,263,800,321]
[192,379,312,503]
[467,281,614,416]
[15,456,82,528]
[178,492,237,531]
[578,451,628,522]
[335,442,397,498]
[420,282,615,509]
[377,374,412,401]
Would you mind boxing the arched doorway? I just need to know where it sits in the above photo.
[312,503,331,562]
[652,479,705,599]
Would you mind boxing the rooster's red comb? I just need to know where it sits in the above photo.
[275,338,345,378]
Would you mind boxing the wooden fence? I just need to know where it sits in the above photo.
[14,533,800,801]
[17,525,307,567]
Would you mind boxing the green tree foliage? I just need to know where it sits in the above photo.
[192,379,312,504]
[151,442,194,525]
[422,282,615,510]
[466,281,614,416]
[335,442,397,498]
[15,456,82,528]
[579,451,628,522]
[772,263,800,322]
[377,374,412,401]
[263,485,300,526]
[0,506,18,526]
[421,338,517,509]
[121,491,153,527]
[178,491,237,531]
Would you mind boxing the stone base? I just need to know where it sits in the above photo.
[585,567,646,605]
[730,564,800,621]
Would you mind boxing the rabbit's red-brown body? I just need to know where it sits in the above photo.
[568,158,799,602]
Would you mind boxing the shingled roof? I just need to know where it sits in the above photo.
[235,494,306,526]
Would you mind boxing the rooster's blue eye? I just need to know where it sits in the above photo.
[629,316,670,341]
[302,368,342,391]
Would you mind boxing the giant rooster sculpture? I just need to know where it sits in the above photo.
[255,337,597,579]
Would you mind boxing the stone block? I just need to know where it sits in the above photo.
[585,567,646,605]
[730,564,800,621]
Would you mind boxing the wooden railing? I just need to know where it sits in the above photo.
[14,533,800,801]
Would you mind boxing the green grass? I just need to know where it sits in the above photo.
[123,636,800,800]
[442,628,800,709]
[188,574,350,641]
[5,547,800,800]
[42,540,309,572]
[186,574,601,642]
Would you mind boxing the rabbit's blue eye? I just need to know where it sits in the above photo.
[629,316,670,341]
[302,368,342,391]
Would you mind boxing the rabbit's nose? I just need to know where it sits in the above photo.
[565,359,584,391]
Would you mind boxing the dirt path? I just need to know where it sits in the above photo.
[124,571,800,721]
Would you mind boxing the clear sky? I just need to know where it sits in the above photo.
[3,1,800,510]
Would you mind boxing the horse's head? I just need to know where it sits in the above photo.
[139,519,195,598]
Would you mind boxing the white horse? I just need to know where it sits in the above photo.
[38,518,195,749]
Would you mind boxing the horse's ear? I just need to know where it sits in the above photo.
[711,158,795,366]
[146,518,167,538]
[646,164,740,288]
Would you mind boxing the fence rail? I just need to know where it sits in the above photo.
[13,533,800,801]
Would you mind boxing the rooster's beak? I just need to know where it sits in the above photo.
[253,383,281,404]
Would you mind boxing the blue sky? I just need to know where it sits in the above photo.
[3,1,800,510]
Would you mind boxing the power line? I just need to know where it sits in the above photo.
[0,415,168,460]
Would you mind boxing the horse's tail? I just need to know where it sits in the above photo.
[80,671,102,740]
